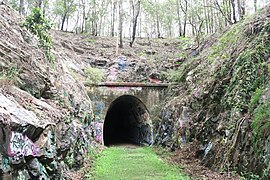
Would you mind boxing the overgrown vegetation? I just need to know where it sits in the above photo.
[83,146,103,179]
[160,6,270,178]
[23,8,54,62]
[85,67,104,84]
[249,88,264,112]
[252,103,270,147]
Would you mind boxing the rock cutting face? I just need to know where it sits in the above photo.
[103,95,153,146]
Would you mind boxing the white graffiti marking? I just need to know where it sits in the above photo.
[8,132,39,157]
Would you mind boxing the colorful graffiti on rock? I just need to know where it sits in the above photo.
[8,132,39,158]
[90,122,103,143]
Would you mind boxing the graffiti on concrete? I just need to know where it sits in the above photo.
[108,87,142,91]
[8,132,39,158]
[95,101,105,118]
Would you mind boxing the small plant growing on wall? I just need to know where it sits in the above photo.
[23,8,54,62]
[0,65,21,86]
[85,67,104,84]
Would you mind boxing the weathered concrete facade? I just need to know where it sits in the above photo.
[87,83,168,145]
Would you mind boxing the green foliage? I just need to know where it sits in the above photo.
[262,162,270,178]
[23,8,54,62]
[53,0,77,16]
[251,100,270,177]
[84,146,102,179]
[178,36,192,50]
[52,0,77,25]
[87,37,96,43]
[166,57,196,82]
[166,69,183,82]
[223,49,267,110]
[252,103,270,145]
[89,146,189,180]
[240,172,261,180]
[222,23,270,111]
[176,52,188,59]
[65,114,72,123]
[0,66,21,85]
[208,24,244,63]
[64,151,74,168]
[85,67,104,84]
[249,88,264,112]
[8,0,19,11]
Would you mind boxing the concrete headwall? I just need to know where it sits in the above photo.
[87,84,168,144]
[88,86,166,120]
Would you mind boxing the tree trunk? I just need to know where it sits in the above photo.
[42,0,49,17]
[130,0,141,47]
[231,0,236,23]
[111,0,117,37]
[139,11,142,38]
[81,0,86,33]
[209,2,214,33]
[61,13,67,31]
[129,0,133,39]
[119,0,123,48]
[19,0,24,15]
[115,0,119,56]
[203,0,209,34]
[66,16,69,31]
[215,0,232,26]
[176,0,182,36]
[99,16,103,36]
[237,0,242,20]
[183,0,187,37]
[91,0,98,36]
[254,0,257,12]
[156,15,160,38]
[154,0,161,38]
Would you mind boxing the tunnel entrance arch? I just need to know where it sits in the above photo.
[103,95,153,146]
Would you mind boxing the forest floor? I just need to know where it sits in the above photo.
[88,146,189,180]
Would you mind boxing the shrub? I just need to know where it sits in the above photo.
[85,67,104,84]
[23,8,54,62]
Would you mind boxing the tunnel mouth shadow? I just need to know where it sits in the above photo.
[103,95,153,147]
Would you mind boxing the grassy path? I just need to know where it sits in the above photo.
[89,146,189,180]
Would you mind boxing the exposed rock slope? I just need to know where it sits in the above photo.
[155,5,270,178]
[0,4,94,179]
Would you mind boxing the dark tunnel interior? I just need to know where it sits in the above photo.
[103,95,152,146]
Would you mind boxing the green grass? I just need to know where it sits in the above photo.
[89,146,189,180]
